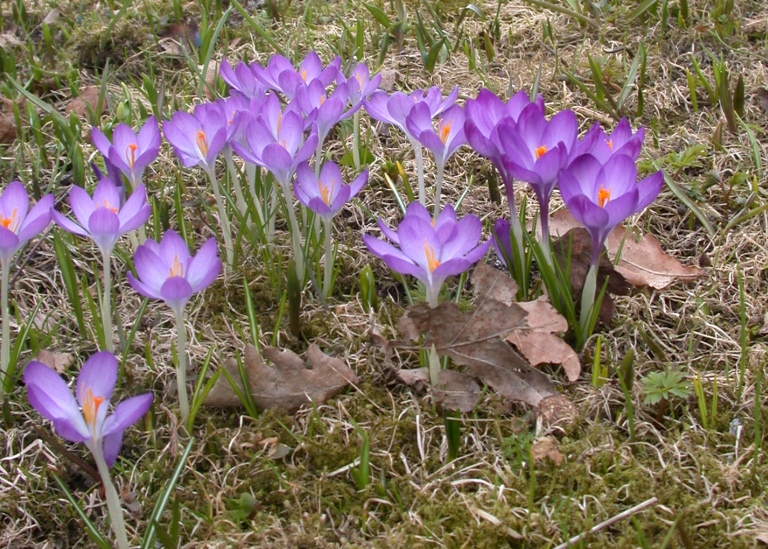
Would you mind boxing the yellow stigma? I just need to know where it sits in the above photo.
[81,386,105,431]
[0,208,19,232]
[195,130,209,157]
[597,185,611,208]
[126,143,138,169]
[355,72,363,90]
[439,119,452,144]
[319,178,335,206]
[168,254,184,279]
[605,139,613,150]
[423,239,441,273]
[535,145,548,159]
[301,69,307,81]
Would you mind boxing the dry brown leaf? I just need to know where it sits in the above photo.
[757,88,768,115]
[0,98,18,144]
[379,69,401,91]
[432,369,481,413]
[471,264,581,381]
[398,299,556,407]
[203,344,359,412]
[35,349,74,374]
[42,9,60,25]
[0,33,22,48]
[548,210,702,290]
[120,490,141,516]
[531,436,564,466]
[396,366,429,388]
[65,86,105,118]
[202,62,219,101]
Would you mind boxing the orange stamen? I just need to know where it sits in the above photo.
[423,239,441,273]
[81,386,105,431]
[168,254,184,279]
[100,200,118,214]
[597,185,611,208]
[195,130,209,157]
[126,143,138,169]
[301,69,307,81]
[319,177,335,206]
[319,94,326,106]
[0,208,19,232]
[439,119,452,144]
[276,113,283,136]
[535,145,548,159]
[605,139,613,150]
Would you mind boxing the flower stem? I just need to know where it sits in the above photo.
[173,307,190,425]
[580,263,598,336]
[0,260,10,391]
[92,446,129,549]
[281,183,305,287]
[412,139,426,206]
[314,135,326,178]
[101,250,114,353]
[352,111,361,170]
[205,167,235,267]
[322,217,333,299]
[224,147,247,215]
[433,162,444,219]
[537,198,552,265]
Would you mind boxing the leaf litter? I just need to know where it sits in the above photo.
[204,344,359,412]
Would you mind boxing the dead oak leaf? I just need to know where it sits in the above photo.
[0,98,18,144]
[548,210,702,290]
[65,86,105,119]
[35,349,74,374]
[398,299,556,407]
[531,435,564,466]
[204,344,359,413]
[471,264,580,381]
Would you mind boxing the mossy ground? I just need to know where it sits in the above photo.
[2,0,768,547]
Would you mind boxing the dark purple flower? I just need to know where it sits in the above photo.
[294,161,368,219]
[232,96,318,189]
[570,118,645,165]
[253,52,340,99]
[24,351,153,467]
[127,229,221,315]
[406,103,466,169]
[162,104,228,173]
[363,202,490,307]
[91,117,160,191]
[491,218,513,267]
[339,62,382,108]
[0,182,53,265]
[52,178,150,256]
[558,154,664,266]
[220,59,266,99]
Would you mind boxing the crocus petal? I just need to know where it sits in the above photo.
[117,186,150,233]
[0,227,20,260]
[186,238,221,292]
[75,351,118,406]
[16,194,53,243]
[51,210,89,237]
[635,171,664,211]
[126,271,162,301]
[102,393,153,438]
[87,207,121,253]
[90,127,112,158]
[0,181,29,224]
[101,431,124,468]
[160,276,193,309]
[92,179,122,211]
[132,246,169,293]
[348,169,369,198]
[68,186,97,229]
[159,230,192,265]
[24,361,90,442]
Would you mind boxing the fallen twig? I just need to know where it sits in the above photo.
[553,497,659,549]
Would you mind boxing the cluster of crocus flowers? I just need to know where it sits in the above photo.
[25,351,153,549]
[128,230,221,423]
[295,161,368,298]
[52,176,151,352]
[91,116,161,193]
[0,182,53,389]
[364,202,490,307]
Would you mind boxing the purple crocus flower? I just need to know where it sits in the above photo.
[406,103,466,169]
[24,351,153,467]
[570,118,645,165]
[162,104,228,175]
[0,182,53,265]
[220,59,266,99]
[127,229,221,315]
[52,178,150,256]
[491,218,513,267]
[559,154,664,266]
[253,52,341,99]
[363,202,490,307]
[296,80,352,144]
[339,62,382,108]
[91,117,160,191]
[294,161,368,219]
[364,86,459,137]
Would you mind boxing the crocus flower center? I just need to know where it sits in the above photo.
[196,130,209,157]
[81,386,105,433]
[605,139,613,150]
[319,178,335,206]
[423,239,441,273]
[535,145,548,159]
[597,185,611,208]
[439,119,452,144]
[126,143,138,169]
[99,200,119,214]
[0,208,19,232]
[355,72,364,90]
[168,254,185,279]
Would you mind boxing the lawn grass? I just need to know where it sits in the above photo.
[1,0,768,546]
